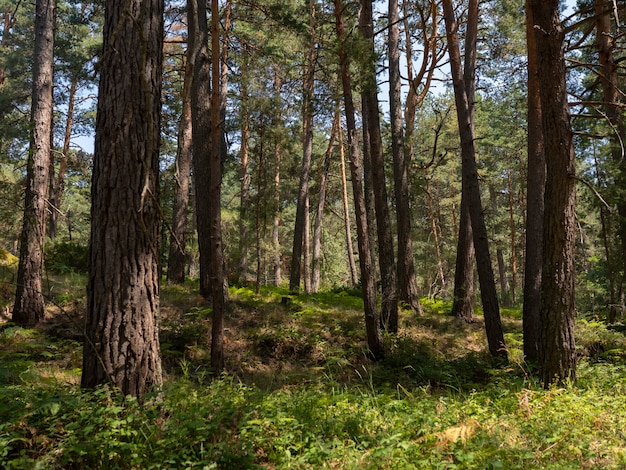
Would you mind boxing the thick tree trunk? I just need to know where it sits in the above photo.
[189,0,212,299]
[12,0,55,327]
[167,52,193,285]
[596,0,626,321]
[81,0,164,398]
[334,0,383,359]
[443,0,507,361]
[522,0,545,362]
[360,0,398,332]
[389,0,422,315]
[531,0,577,386]
[289,0,315,293]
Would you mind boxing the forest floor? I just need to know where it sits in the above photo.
[2,272,626,468]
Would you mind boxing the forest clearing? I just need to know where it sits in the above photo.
[2,270,626,468]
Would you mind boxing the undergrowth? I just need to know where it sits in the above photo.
[1,282,626,468]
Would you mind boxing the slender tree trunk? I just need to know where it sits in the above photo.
[389,0,422,315]
[427,180,446,296]
[522,0,545,362]
[338,124,359,287]
[272,72,282,287]
[507,168,518,304]
[48,73,76,240]
[490,186,510,303]
[237,50,251,282]
[189,0,212,299]
[82,0,164,398]
[531,0,577,386]
[360,0,398,332]
[12,0,55,327]
[209,0,226,372]
[311,112,338,293]
[334,0,383,358]
[167,52,193,285]
[289,0,315,293]
[443,0,507,361]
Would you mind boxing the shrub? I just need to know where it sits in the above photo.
[45,242,89,274]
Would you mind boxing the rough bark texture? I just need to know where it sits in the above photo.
[531,0,577,386]
[595,0,625,322]
[289,0,315,293]
[443,0,507,361]
[167,53,193,285]
[237,53,251,282]
[389,0,422,316]
[189,0,212,298]
[522,0,545,363]
[360,0,398,332]
[334,0,383,359]
[81,0,164,397]
[12,0,55,327]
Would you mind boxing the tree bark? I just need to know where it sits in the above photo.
[81,0,164,397]
[237,48,251,283]
[443,0,507,361]
[389,0,422,315]
[334,0,383,359]
[360,0,399,332]
[522,0,545,362]
[289,0,315,293]
[12,0,55,327]
[595,0,625,322]
[189,0,212,299]
[531,0,577,386]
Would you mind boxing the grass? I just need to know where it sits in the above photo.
[1,276,626,468]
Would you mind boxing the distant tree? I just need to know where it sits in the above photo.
[530,0,577,386]
[82,0,164,397]
[12,0,55,327]
[167,44,192,285]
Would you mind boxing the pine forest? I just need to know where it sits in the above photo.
[2,0,626,467]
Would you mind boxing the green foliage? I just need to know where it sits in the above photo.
[45,241,89,274]
[3,286,626,468]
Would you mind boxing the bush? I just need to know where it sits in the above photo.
[45,242,89,274]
